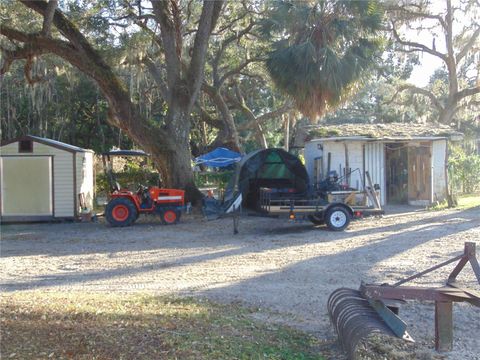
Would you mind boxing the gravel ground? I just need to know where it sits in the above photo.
[1,205,479,359]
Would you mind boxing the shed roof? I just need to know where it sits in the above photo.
[1,135,93,153]
[294,122,463,147]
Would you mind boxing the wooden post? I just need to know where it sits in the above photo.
[435,301,453,352]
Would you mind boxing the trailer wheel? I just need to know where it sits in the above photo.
[106,198,138,227]
[325,206,350,231]
[308,214,324,225]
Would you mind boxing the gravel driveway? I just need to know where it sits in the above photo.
[1,206,479,359]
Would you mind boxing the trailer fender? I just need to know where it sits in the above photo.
[325,202,354,217]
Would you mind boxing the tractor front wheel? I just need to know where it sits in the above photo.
[160,207,181,225]
[105,198,138,227]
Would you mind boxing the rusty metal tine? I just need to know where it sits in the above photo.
[393,254,463,287]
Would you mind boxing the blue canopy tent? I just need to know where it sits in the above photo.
[195,147,242,168]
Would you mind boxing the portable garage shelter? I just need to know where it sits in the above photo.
[0,135,94,222]
[226,148,309,208]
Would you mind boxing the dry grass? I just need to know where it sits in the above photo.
[1,291,323,360]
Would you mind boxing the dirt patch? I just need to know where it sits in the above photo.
[1,206,479,359]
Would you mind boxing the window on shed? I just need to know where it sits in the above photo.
[19,139,33,153]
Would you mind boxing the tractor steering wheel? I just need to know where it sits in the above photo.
[137,184,148,194]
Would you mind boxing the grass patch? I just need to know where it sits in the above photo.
[427,193,480,211]
[1,292,323,360]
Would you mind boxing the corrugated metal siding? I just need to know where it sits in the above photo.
[345,142,363,190]
[432,139,447,201]
[365,142,385,206]
[0,141,74,217]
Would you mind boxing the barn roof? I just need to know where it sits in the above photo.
[1,135,93,153]
[294,122,463,147]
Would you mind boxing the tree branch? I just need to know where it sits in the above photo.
[187,0,224,108]
[390,84,445,111]
[142,56,169,102]
[237,101,293,131]
[151,0,181,89]
[456,26,480,64]
[391,21,447,62]
[41,0,57,36]
[454,86,480,102]
[386,4,447,29]
[212,20,254,86]
[218,57,262,87]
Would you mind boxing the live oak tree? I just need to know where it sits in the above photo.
[388,0,480,126]
[197,1,292,151]
[0,0,223,201]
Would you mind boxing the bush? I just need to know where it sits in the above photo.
[448,146,480,194]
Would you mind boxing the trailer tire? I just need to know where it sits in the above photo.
[308,214,324,225]
[106,198,138,227]
[325,206,350,231]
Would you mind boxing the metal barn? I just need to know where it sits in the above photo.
[0,135,94,222]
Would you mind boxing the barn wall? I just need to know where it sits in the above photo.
[432,139,447,201]
[0,141,75,217]
[76,151,95,212]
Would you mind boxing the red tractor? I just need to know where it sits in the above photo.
[102,150,186,227]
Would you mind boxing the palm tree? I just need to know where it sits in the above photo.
[262,0,384,121]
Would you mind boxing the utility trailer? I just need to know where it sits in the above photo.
[258,185,384,231]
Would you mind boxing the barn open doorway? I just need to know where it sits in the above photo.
[386,143,408,204]
[407,142,432,204]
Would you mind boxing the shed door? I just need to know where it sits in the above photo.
[408,144,432,202]
[1,156,53,216]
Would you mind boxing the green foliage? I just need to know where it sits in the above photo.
[96,169,160,195]
[262,0,385,120]
[194,171,234,190]
[448,146,480,194]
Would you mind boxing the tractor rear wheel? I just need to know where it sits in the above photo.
[105,198,138,227]
[325,206,350,231]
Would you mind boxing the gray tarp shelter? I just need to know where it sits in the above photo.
[226,148,309,208]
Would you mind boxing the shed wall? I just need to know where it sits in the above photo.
[432,139,447,201]
[76,151,94,211]
[364,142,385,206]
[1,141,74,217]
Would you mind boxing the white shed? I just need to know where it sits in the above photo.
[299,123,463,206]
[0,135,94,222]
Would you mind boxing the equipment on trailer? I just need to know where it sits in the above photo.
[259,170,383,231]
[328,242,480,359]
[102,150,186,227]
